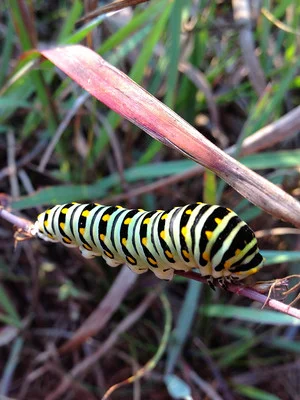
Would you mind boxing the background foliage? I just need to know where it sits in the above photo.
[0,1,300,399]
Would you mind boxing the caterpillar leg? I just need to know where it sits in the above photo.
[206,276,216,290]
[102,255,122,267]
[217,277,229,290]
[217,275,238,289]
[79,246,101,259]
[126,264,148,275]
[151,268,174,280]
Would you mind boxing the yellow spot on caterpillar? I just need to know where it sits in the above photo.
[182,249,190,259]
[63,237,71,244]
[248,267,258,275]
[148,257,157,265]
[62,208,68,214]
[102,214,110,222]
[138,208,144,212]
[72,202,78,204]
[143,218,150,224]
[44,221,49,227]
[160,230,166,240]
[224,260,231,269]
[100,234,105,241]
[60,222,65,230]
[104,250,113,258]
[116,205,123,209]
[197,202,202,204]
[124,218,131,225]
[82,210,90,217]
[215,218,222,225]
[205,230,213,240]
[47,234,53,239]
[79,228,85,235]
[162,214,168,220]
[226,207,233,212]
[181,226,187,237]
[83,244,92,250]
[142,237,147,246]
[202,251,209,261]
[122,238,127,246]
[94,202,100,205]
[185,209,192,215]
[235,249,241,256]
[127,256,135,264]
[46,209,51,214]
[165,250,173,258]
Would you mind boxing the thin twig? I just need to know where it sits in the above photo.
[179,61,229,148]
[59,266,138,354]
[38,92,90,172]
[261,7,300,36]
[0,208,35,234]
[255,227,300,239]
[193,338,234,400]
[174,270,300,319]
[232,0,267,96]
[184,361,223,400]
[77,0,149,23]
[95,111,129,193]
[0,138,48,181]
[235,105,300,156]
[232,359,300,386]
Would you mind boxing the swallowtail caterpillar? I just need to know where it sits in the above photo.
[34,202,264,286]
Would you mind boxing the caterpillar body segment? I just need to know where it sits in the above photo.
[34,202,264,283]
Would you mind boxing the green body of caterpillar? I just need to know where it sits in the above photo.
[34,202,264,284]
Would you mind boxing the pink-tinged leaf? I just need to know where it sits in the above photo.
[40,45,300,227]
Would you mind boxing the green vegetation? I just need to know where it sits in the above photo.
[0,1,299,399]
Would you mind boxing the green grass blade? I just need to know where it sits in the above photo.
[0,284,21,326]
[234,385,281,400]
[129,2,173,82]
[57,0,83,42]
[165,280,202,375]
[241,150,300,169]
[0,337,23,395]
[261,250,300,265]
[98,0,168,55]
[0,13,14,88]
[164,0,182,108]
[201,305,300,326]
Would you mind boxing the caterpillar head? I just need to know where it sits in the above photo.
[209,210,265,282]
[228,251,264,281]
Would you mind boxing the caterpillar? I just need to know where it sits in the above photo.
[33,202,264,285]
